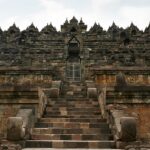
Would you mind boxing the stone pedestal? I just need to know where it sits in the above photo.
[49,88,60,98]
[87,88,97,98]
[7,117,25,141]
[120,117,137,142]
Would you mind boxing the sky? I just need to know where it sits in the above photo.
[0,0,150,31]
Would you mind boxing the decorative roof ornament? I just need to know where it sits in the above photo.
[108,22,120,32]
[8,23,20,34]
[0,27,3,34]
[93,22,98,27]
[41,23,57,34]
[64,19,69,25]
[97,23,103,32]
[112,22,117,28]
[89,22,103,33]
[79,18,84,25]
[145,22,150,33]
[61,16,87,33]
[126,22,139,35]
[26,23,39,33]
[70,16,78,24]
[50,23,57,31]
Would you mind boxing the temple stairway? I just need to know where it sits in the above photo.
[61,81,87,98]
[25,98,115,148]
[25,82,118,149]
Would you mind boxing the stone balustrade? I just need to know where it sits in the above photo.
[7,108,34,141]
[98,87,106,118]
[106,105,138,148]
[38,87,48,118]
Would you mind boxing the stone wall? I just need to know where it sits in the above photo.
[0,67,55,139]
[94,67,150,86]
[104,87,150,140]
[0,67,53,86]
[125,104,150,140]
[0,104,39,139]
[0,105,19,138]
[0,17,149,75]
[96,74,150,86]
[0,17,149,144]
[0,74,51,85]
[0,87,39,139]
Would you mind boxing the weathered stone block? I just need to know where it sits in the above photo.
[0,144,21,150]
[85,80,95,88]
[7,117,25,141]
[52,80,61,88]
[87,88,97,98]
[66,91,74,96]
[16,109,34,134]
[120,117,137,142]
[116,72,127,87]
[49,88,59,98]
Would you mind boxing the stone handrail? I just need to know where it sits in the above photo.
[107,106,137,148]
[7,108,34,141]
[97,86,137,148]
[6,87,49,141]
[98,87,106,118]
[38,87,48,118]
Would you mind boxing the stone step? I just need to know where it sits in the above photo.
[25,140,116,148]
[65,95,86,98]
[65,92,86,98]
[46,104,99,108]
[26,89,114,149]
[73,92,87,96]
[48,101,99,105]
[32,128,111,134]
[48,98,97,101]
[46,107,100,112]
[34,122,109,129]
[45,105,99,110]
[44,111,101,116]
[38,118,106,123]
[22,148,123,150]
[43,114,102,118]
[31,133,113,140]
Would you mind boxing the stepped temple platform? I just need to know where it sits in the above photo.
[0,17,150,150]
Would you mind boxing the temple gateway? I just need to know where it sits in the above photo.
[0,17,150,149]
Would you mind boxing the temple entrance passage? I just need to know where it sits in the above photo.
[66,63,81,81]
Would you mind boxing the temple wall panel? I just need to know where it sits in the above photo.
[0,88,39,138]
[96,74,150,86]
[0,75,52,85]
[126,104,150,139]
[0,104,38,138]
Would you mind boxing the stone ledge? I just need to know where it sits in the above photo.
[87,88,97,98]
[49,88,60,98]
[22,148,123,150]
[0,99,38,104]
[7,117,25,141]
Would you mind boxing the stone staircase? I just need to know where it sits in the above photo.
[62,81,87,98]
[26,98,115,148]
[25,82,117,149]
